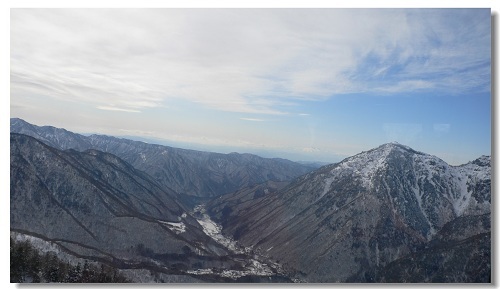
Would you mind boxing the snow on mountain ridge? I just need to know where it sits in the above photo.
[311,143,490,231]
[329,142,426,189]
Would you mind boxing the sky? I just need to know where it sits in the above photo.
[10,8,491,165]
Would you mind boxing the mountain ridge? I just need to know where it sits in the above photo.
[10,118,315,198]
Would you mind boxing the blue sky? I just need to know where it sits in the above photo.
[10,8,491,165]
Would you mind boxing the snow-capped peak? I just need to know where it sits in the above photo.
[321,142,491,235]
[377,142,422,154]
[330,142,422,188]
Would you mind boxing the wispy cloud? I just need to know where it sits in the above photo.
[11,9,490,116]
[351,9,490,95]
[240,118,266,122]
[97,106,141,113]
[376,80,435,93]
[302,147,320,153]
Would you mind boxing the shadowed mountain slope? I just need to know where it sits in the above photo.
[11,133,276,280]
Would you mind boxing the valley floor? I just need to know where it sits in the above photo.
[188,204,286,280]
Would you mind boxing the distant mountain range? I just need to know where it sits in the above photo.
[11,118,315,200]
[10,118,490,283]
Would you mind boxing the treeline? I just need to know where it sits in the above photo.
[10,237,129,283]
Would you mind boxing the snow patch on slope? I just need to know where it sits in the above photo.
[158,221,186,234]
[314,177,334,203]
[453,175,470,216]
[332,142,396,188]
[412,153,490,221]
[191,205,279,279]
[194,205,244,254]
[451,156,491,215]
[139,152,146,162]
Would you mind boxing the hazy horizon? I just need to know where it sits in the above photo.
[10,8,491,165]
[11,116,491,166]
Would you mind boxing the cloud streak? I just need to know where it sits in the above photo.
[97,106,141,113]
[240,118,266,122]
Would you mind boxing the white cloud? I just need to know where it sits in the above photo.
[11,9,490,116]
[376,80,435,93]
[96,106,141,113]
[302,147,320,153]
[240,118,266,122]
